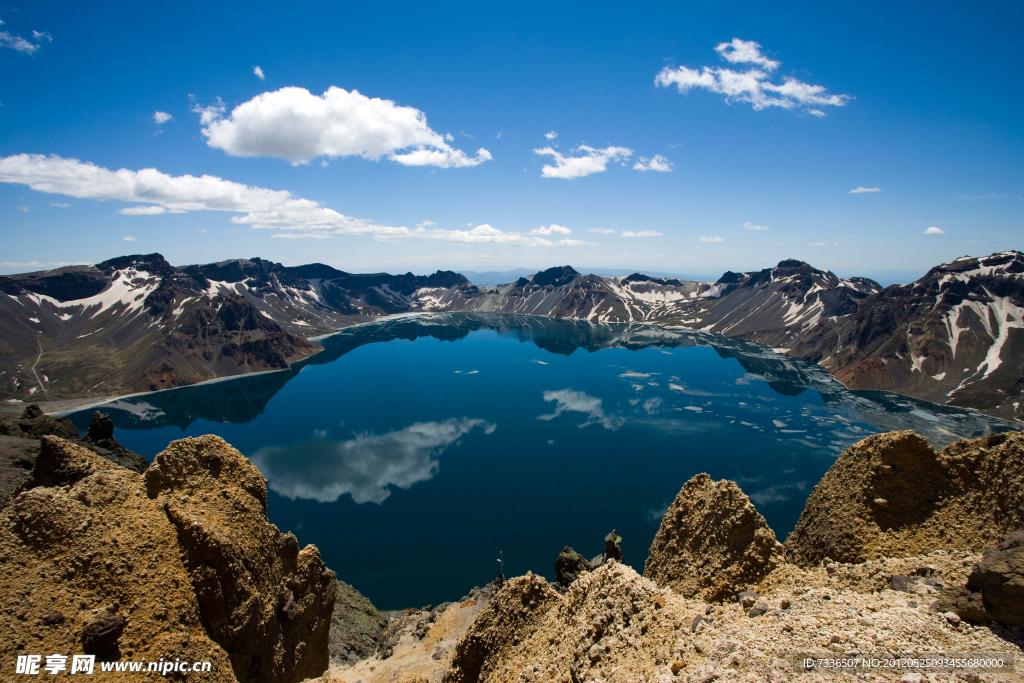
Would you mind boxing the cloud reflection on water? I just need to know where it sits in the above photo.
[249,418,495,504]
[538,388,625,430]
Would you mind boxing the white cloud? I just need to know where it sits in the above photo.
[249,418,495,504]
[849,186,881,193]
[714,38,779,70]
[0,28,46,54]
[253,65,265,81]
[700,236,723,242]
[587,228,616,235]
[743,221,770,230]
[924,226,945,235]
[119,205,166,215]
[32,30,52,42]
[534,145,632,179]
[16,206,28,212]
[642,397,663,416]
[621,230,662,237]
[538,388,624,430]
[527,224,572,236]
[808,242,826,246]
[656,39,850,115]
[195,86,492,168]
[633,155,673,172]
[545,131,558,140]
[410,224,591,247]
[49,202,69,207]
[190,96,225,126]
[123,236,137,242]
[0,153,406,239]
[416,220,436,228]
[153,111,174,125]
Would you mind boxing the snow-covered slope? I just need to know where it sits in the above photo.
[788,251,1024,421]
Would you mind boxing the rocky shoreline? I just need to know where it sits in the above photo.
[1,409,1022,682]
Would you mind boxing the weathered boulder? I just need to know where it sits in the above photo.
[0,437,236,682]
[555,546,590,587]
[784,431,1024,566]
[0,434,39,507]
[145,435,337,683]
[604,529,623,563]
[446,573,561,683]
[82,411,149,473]
[938,529,1024,628]
[81,606,127,658]
[643,473,783,601]
[329,580,387,665]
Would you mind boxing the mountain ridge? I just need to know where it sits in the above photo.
[1,251,1020,421]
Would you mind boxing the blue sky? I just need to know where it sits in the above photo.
[1,1,1021,281]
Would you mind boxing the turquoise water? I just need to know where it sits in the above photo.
[67,313,1017,609]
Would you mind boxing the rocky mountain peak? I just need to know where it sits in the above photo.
[531,265,580,288]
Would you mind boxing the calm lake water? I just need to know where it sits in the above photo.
[67,313,1018,609]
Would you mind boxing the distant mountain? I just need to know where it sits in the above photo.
[1,251,1020,422]
[787,251,1024,421]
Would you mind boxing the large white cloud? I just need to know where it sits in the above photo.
[195,86,492,168]
[0,154,593,246]
[656,39,850,115]
[249,418,495,504]
[534,145,632,179]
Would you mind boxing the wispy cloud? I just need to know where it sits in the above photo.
[123,236,137,242]
[527,224,572,236]
[924,226,945,235]
[49,202,69,207]
[0,23,50,54]
[544,131,557,140]
[153,111,174,125]
[416,220,436,228]
[849,186,881,194]
[743,221,770,230]
[16,206,28,212]
[119,205,167,215]
[253,65,265,81]
[534,145,632,179]
[621,230,662,237]
[538,389,624,430]
[656,38,850,115]
[700,236,723,242]
[633,155,673,172]
[587,228,616,235]
[808,242,826,246]
[406,224,592,247]
[193,86,491,168]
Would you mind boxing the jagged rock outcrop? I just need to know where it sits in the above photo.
[784,430,1024,566]
[0,434,336,683]
[0,403,79,440]
[0,406,147,506]
[643,473,784,601]
[445,573,560,683]
[329,581,387,665]
[144,435,337,683]
[0,437,236,681]
[938,529,1024,628]
[555,546,589,587]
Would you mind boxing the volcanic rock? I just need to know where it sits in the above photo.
[0,404,79,440]
[0,434,337,683]
[445,573,560,683]
[0,437,236,682]
[643,473,784,601]
[938,529,1024,628]
[784,431,1024,566]
[555,546,590,588]
[604,529,623,563]
[145,434,337,683]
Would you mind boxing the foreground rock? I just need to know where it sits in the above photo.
[0,434,336,683]
[329,581,388,665]
[785,431,1024,566]
[939,528,1024,628]
[644,473,784,600]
